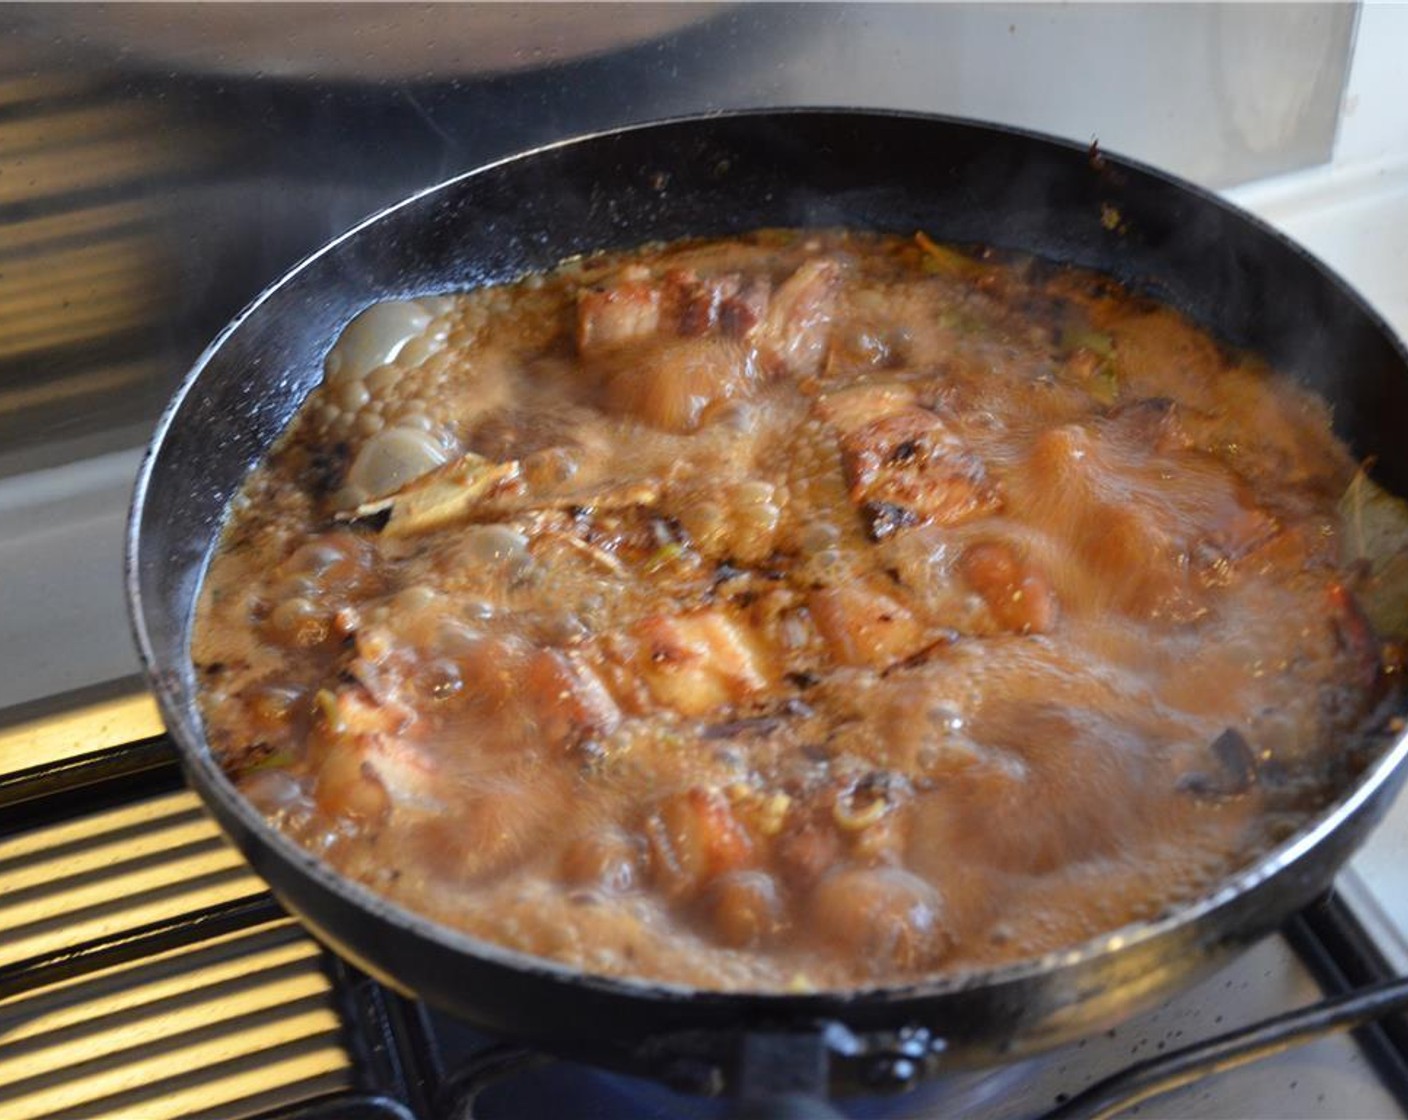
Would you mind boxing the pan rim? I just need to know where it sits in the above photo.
[126,104,1408,1015]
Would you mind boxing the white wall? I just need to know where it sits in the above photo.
[758,3,1356,188]
[1336,0,1408,166]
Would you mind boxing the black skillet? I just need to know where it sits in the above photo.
[127,109,1408,1104]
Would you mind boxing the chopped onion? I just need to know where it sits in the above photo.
[325,300,433,386]
[347,426,449,501]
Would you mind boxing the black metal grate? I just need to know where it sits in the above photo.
[2,726,1407,1120]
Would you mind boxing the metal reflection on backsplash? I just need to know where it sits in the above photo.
[0,62,233,472]
[0,3,1359,478]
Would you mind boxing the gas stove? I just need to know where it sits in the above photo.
[6,141,1408,1120]
[4,5,1408,1116]
[2,682,1407,1119]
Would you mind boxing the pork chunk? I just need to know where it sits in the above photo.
[843,408,999,539]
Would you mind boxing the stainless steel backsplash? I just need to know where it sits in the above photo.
[0,2,1357,476]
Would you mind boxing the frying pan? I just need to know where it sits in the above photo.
[126,109,1408,1101]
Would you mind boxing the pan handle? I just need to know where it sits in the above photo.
[644,1019,942,1112]
[732,1028,849,1120]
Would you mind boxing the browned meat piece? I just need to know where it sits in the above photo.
[630,610,772,716]
[754,258,841,377]
[957,541,1058,635]
[840,407,999,539]
[578,266,773,357]
[814,383,916,428]
[813,384,999,538]
[704,870,786,948]
[522,649,621,745]
[808,580,930,669]
[576,266,663,354]
[719,276,771,337]
[577,268,775,433]
[671,269,771,338]
[806,866,953,975]
[673,478,784,564]
[599,336,757,433]
[307,686,426,824]
[646,787,755,899]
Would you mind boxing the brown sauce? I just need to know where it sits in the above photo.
[193,230,1395,992]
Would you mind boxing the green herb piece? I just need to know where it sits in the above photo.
[1059,325,1116,359]
[235,748,297,776]
[915,231,985,279]
[1089,364,1120,405]
[1339,464,1408,639]
[645,541,684,573]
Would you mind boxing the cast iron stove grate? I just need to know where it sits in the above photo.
[1,681,1406,1120]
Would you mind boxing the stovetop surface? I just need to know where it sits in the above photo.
[1,685,1406,1119]
[3,9,1408,1115]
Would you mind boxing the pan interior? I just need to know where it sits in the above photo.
[127,110,1408,1059]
